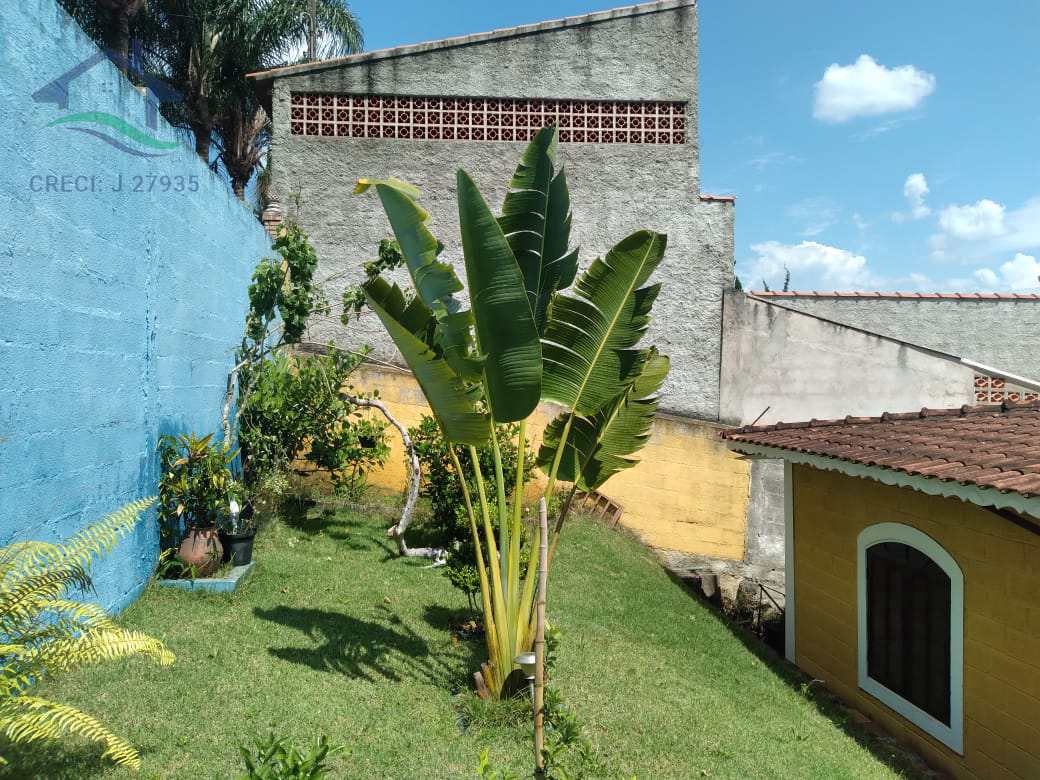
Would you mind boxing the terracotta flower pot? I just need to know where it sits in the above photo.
[177,527,223,577]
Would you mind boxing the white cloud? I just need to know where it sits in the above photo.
[892,173,931,222]
[852,212,870,231]
[745,241,872,289]
[937,199,1007,240]
[904,173,931,219]
[971,253,1040,291]
[813,55,936,123]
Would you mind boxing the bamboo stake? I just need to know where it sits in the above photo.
[534,497,548,777]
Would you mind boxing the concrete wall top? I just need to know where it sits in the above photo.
[720,292,978,426]
[749,293,1040,381]
[0,0,272,612]
[265,1,734,421]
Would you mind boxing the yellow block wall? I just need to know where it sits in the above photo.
[792,465,1040,780]
[352,363,750,560]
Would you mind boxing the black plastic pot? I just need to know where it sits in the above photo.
[221,505,255,566]
[221,530,255,566]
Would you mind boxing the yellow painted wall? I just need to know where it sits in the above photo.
[792,465,1040,780]
[351,363,750,560]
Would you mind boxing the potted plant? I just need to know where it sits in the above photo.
[221,483,257,566]
[157,433,238,577]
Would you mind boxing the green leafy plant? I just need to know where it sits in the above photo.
[410,415,533,608]
[355,126,670,698]
[238,350,389,501]
[238,733,345,779]
[157,432,239,544]
[0,499,174,770]
[342,238,406,321]
[223,221,330,448]
[475,748,520,780]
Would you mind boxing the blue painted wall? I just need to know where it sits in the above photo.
[0,0,274,612]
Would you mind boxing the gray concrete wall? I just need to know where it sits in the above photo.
[753,294,1040,380]
[263,1,734,420]
[720,292,978,427]
[720,292,982,569]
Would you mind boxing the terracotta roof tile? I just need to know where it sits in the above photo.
[721,401,1040,498]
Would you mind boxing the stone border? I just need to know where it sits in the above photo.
[155,562,256,593]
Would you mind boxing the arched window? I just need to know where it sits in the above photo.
[857,523,964,754]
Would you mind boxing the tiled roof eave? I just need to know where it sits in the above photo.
[727,440,1040,521]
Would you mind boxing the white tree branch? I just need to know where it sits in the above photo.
[343,393,442,562]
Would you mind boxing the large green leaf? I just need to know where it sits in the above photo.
[363,277,490,445]
[357,178,461,316]
[541,230,666,414]
[356,177,483,381]
[497,127,578,333]
[537,350,669,489]
[457,170,542,423]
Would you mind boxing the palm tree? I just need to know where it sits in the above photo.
[216,98,269,199]
[59,0,148,76]
[62,0,362,174]
[210,0,364,199]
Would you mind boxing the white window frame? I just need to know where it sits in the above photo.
[857,522,964,754]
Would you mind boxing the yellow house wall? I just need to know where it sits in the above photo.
[792,465,1040,780]
[351,363,750,560]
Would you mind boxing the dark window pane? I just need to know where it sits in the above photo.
[866,541,951,725]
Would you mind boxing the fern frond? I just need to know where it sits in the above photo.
[53,498,156,573]
[0,541,64,577]
[0,565,91,627]
[0,696,142,769]
[31,628,175,673]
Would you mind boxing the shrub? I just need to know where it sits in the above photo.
[410,415,533,607]
[238,350,389,501]
[0,499,174,770]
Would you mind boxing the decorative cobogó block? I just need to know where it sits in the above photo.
[973,374,1038,403]
[289,93,688,144]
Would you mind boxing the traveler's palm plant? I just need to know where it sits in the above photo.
[356,127,670,697]
[0,498,174,769]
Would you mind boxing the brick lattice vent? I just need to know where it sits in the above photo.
[290,93,688,144]
[973,374,1038,403]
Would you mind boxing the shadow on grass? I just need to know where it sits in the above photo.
[661,568,927,778]
[278,499,380,550]
[422,604,480,632]
[0,740,135,780]
[254,604,480,691]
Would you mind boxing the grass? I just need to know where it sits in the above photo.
[7,502,918,779]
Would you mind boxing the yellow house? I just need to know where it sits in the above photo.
[723,402,1040,780]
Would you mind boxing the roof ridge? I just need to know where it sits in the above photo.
[750,290,1040,301]
[249,0,697,81]
[725,399,1040,436]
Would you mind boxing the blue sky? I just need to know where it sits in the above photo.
[349,0,1040,292]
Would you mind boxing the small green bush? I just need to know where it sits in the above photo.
[409,415,534,607]
[239,350,389,502]
[238,733,345,780]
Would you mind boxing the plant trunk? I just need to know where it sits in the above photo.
[345,394,440,561]
[534,497,547,776]
[114,8,131,76]
[192,124,212,164]
[232,177,246,200]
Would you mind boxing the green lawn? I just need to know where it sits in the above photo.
[10,504,916,779]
